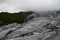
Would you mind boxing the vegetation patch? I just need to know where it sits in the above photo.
[0,12,28,23]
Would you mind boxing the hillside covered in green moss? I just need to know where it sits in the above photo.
[0,11,33,24]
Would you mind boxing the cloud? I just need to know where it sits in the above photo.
[0,0,60,13]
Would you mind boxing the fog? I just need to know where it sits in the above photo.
[0,0,60,13]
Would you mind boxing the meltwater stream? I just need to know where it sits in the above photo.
[0,12,60,40]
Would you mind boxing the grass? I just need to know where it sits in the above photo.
[0,12,27,23]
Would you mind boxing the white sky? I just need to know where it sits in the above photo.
[0,0,60,13]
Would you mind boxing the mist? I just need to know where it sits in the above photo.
[0,0,60,13]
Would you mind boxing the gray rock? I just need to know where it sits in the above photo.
[1,23,18,29]
[0,23,22,31]
[46,28,60,40]
[7,18,51,39]
[0,29,10,39]
[6,31,56,40]
[0,12,60,40]
[0,27,4,32]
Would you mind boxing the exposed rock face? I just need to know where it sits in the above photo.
[0,11,60,40]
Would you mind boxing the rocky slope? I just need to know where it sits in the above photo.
[0,11,60,40]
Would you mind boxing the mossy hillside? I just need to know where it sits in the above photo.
[0,12,27,23]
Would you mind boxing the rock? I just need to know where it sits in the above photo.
[24,12,42,22]
[1,23,18,29]
[6,37,23,40]
[6,31,56,40]
[0,27,4,32]
[0,29,10,39]
[46,28,60,40]
[7,34,41,40]
[6,18,51,39]
[1,23,22,30]
[0,12,60,40]
[0,27,18,40]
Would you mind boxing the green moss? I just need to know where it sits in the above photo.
[0,12,27,23]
